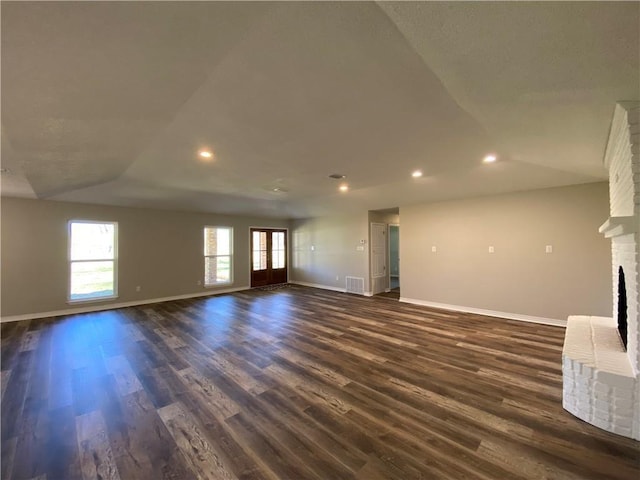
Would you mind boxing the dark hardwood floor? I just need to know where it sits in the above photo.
[1,286,638,480]
[376,289,400,300]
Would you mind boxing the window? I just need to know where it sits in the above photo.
[252,230,268,271]
[69,221,117,302]
[204,226,232,285]
[272,231,285,269]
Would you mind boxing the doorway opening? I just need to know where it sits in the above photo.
[389,224,400,294]
[250,228,288,287]
[368,207,400,300]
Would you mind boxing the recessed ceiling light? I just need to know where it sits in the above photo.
[412,170,423,178]
[483,154,497,163]
[198,150,213,159]
[339,183,349,192]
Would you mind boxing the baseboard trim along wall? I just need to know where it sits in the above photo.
[291,281,374,297]
[291,281,347,293]
[400,297,567,327]
[0,286,251,323]
[2,283,566,328]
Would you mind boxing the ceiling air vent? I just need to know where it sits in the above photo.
[329,174,346,179]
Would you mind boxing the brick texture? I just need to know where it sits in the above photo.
[563,102,640,441]
[562,316,639,440]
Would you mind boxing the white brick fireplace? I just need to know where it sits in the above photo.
[562,102,640,440]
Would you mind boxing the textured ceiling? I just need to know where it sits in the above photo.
[1,1,638,218]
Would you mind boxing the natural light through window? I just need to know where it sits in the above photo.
[204,226,232,285]
[272,231,285,269]
[252,231,268,271]
[69,221,117,301]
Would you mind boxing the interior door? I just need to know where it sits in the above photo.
[251,228,288,287]
[370,222,387,295]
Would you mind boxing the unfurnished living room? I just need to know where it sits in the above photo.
[1,1,639,479]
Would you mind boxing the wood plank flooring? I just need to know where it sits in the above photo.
[1,285,638,480]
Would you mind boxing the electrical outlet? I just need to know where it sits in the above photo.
[335,275,339,281]
[431,246,437,253]
[488,246,495,253]
[135,285,141,292]
[197,280,202,286]
[545,245,553,254]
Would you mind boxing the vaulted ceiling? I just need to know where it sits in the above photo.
[2,1,638,218]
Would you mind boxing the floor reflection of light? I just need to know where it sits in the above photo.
[196,295,250,343]
[247,292,295,336]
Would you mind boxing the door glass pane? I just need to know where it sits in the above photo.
[252,246,265,269]
[275,232,285,250]
[273,247,285,269]
[252,251,263,271]
[252,231,268,271]
[272,231,285,269]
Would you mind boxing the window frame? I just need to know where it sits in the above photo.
[68,219,118,303]
[204,225,233,287]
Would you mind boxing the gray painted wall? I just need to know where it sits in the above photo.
[0,198,288,317]
[2,182,611,322]
[290,213,369,292]
[400,182,611,320]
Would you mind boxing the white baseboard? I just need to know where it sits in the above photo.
[290,281,346,293]
[291,281,374,297]
[0,286,250,323]
[4,285,566,328]
[291,280,378,298]
[399,297,566,327]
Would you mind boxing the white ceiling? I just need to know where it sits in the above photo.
[2,1,638,218]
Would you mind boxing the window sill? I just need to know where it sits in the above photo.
[67,295,119,305]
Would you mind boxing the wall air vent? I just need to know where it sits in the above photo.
[346,276,365,295]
